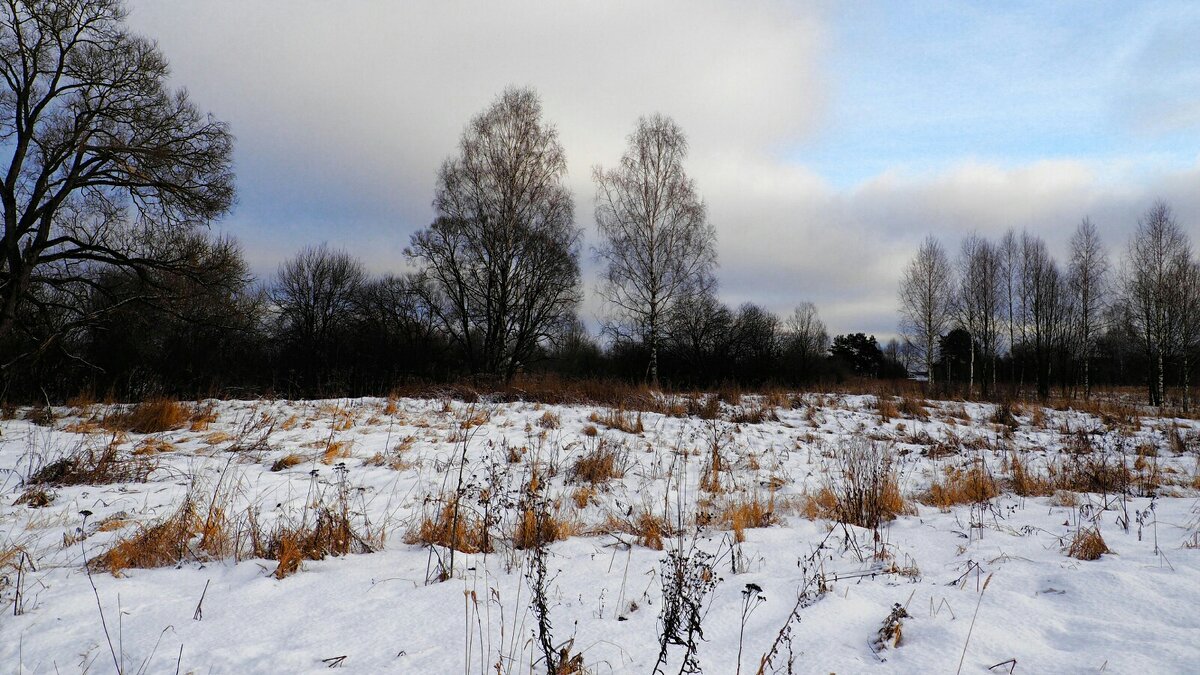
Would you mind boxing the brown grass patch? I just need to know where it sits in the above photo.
[581,424,598,437]
[876,396,899,423]
[1006,453,1054,497]
[568,444,625,484]
[203,431,234,445]
[133,437,175,456]
[404,497,490,554]
[266,505,376,579]
[921,462,999,509]
[321,441,352,464]
[571,486,596,509]
[513,506,577,550]
[1064,527,1109,560]
[270,453,306,472]
[898,395,928,420]
[588,408,644,434]
[601,510,671,550]
[719,494,777,542]
[90,503,195,575]
[188,403,218,432]
[537,410,560,429]
[819,439,912,528]
[103,398,190,434]
[30,442,154,486]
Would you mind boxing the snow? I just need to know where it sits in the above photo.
[2,394,1199,673]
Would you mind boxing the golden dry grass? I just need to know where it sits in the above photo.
[1065,527,1109,560]
[133,437,175,455]
[321,441,351,464]
[568,445,624,484]
[588,408,643,434]
[103,398,190,434]
[270,453,306,472]
[876,396,899,423]
[719,493,777,543]
[922,462,999,509]
[404,499,490,554]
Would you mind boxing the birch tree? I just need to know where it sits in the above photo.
[899,236,955,386]
[1067,218,1109,399]
[593,114,716,385]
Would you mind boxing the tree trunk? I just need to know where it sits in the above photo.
[968,343,976,400]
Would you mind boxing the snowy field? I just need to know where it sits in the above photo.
[2,393,1199,674]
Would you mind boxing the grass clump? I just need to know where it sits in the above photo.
[922,461,999,509]
[821,438,912,529]
[568,443,626,485]
[103,398,190,434]
[588,408,643,434]
[404,496,490,554]
[1064,527,1109,560]
[30,441,154,487]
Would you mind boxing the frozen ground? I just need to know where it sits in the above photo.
[2,393,1199,674]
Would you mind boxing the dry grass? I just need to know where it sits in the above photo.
[89,495,216,575]
[1006,453,1054,497]
[383,396,400,415]
[321,441,352,464]
[588,408,644,434]
[898,395,929,420]
[819,439,912,528]
[922,462,999,509]
[513,506,577,549]
[876,396,899,423]
[133,437,175,456]
[203,431,234,445]
[571,486,596,509]
[600,510,671,550]
[30,441,154,487]
[270,453,306,472]
[265,504,375,579]
[404,498,490,554]
[581,424,598,437]
[730,402,779,425]
[537,410,560,429]
[188,403,218,432]
[568,444,626,485]
[103,398,190,434]
[719,494,777,542]
[1064,527,1109,560]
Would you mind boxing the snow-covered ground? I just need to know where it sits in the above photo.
[2,393,1199,674]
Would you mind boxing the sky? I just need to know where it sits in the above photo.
[124,1,1200,339]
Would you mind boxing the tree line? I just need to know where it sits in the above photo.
[898,203,1199,408]
[0,2,884,401]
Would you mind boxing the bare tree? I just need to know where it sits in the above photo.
[664,290,731,373]
[782,301,829,377]
[1174,260,1200,411]
[1020,234,1067,400]
[0,0,235,354]
[955,235,1002,398]
[407,87,581,382]
[899,236,955,385]
[1122,201,1191,407]
[1067,218,1109,399]
[273,244,366,380]
[593,114,716,385]
[999,229,1021,386]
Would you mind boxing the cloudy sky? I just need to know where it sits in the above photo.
[126,1,1200,339]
